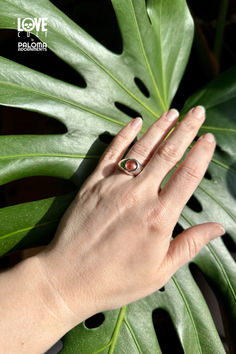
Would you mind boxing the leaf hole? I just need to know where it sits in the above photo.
[204,170,212,180]
[0,29,87,88]
[114,102,142,119]
[186,194,202,213]
[0,106,67,135]
[0,176,76,208]
[222,233,236,259]
[188,263,229,352]
[134,77,150,98]
[152,308,184,353]
[226,160,236,201]
[145,0,152,24]
[159,286,165,292]
[84,313,105,329]
[172,223,184,238]
[50,0,123,54]
[215,144,228,158]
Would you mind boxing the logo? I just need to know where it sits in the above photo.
[17,17,48,52]
[17,17,47,34]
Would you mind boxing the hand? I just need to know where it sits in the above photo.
[36,106,225,326]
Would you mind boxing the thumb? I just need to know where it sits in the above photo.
[165,222,225,273]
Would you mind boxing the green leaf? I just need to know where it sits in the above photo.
[61,267,225,353]
[0,0,235,353]
[182,66,236,246]
[0,0,193,244]
[0,193,75,256]
[179,68,236,350]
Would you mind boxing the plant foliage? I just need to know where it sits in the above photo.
[0,0,235,352]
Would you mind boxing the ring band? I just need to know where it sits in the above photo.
[118,158,142,176]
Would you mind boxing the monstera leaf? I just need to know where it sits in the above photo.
[0,0,235,353]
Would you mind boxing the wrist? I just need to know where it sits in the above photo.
[35,251,97,328]
[30,255,79,329]
[0,255,74,353]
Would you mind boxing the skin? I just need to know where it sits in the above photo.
[0,106,225,353]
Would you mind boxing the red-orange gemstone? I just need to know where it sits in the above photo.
[125,159,137,171]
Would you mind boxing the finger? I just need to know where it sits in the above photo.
[85,118,143,187]
[141,106,206,185]
[164,223,225,275]
[159,133,215,220]
[124,109,179,166]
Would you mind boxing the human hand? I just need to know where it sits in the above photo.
[36,106,225,327]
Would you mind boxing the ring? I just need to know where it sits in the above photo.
[118,158,142,176]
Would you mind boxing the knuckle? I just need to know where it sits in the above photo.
[180,164,200,182]
[152,121,166,134]
[181,117,198,131]
[146,201,168,233]
[77,187,88,200]
[131,142,149,159]
[157,143,179,164]
[89,180,107,200]
[102,147,119,162]
[92,184,105,207]
[118,186,140,210]
[187,237,200,259]
[116,130,128,143]
[102,131,128,162]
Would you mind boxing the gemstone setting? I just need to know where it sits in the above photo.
[125,159,138,171]
[118,158,142,176]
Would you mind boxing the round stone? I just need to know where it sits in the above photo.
[125,159,138,171]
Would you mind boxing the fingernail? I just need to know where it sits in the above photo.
[166,109,179,122]
[218,225,225,234]
[191,105,205,119]
[209,225,225,240]
[204,133,215,143]
[130,117,143,129]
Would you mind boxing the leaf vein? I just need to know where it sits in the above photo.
[172,275,202,354]
[0,153,99,160]
[124,318,143,354]
[0,219,58,241]
[1,0,159,117]
[0,79,125,127]
[181,212,236,305]
[128,0,167,111]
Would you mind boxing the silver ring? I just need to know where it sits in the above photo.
[118,158,142,176]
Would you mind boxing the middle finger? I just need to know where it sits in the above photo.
[123,109,179,167]
[139,105,206,186]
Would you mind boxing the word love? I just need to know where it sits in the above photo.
[17,18,47,33]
